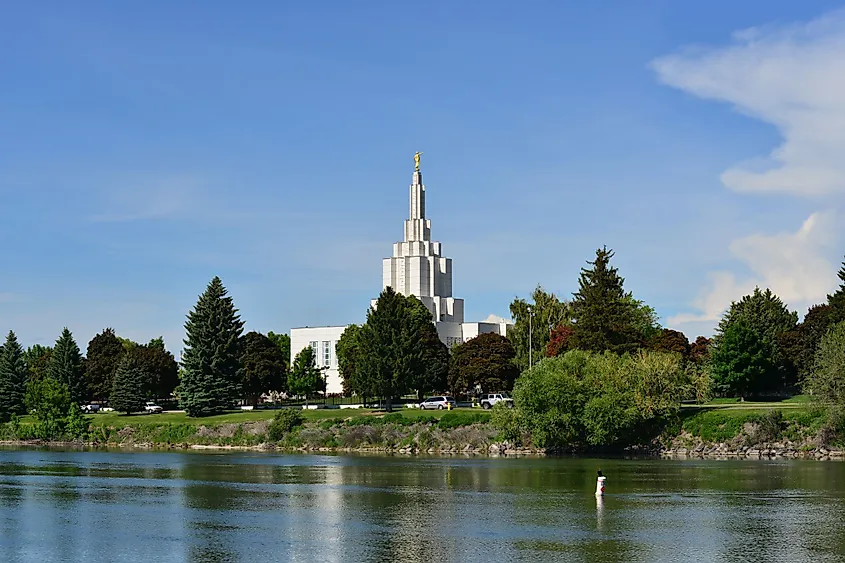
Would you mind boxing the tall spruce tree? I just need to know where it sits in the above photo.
[180,276,245,416]
[48,328,86,404]
[0,331,28,419]
[570,247,641,354]
[110,354,147,415]
[85,328,126,402]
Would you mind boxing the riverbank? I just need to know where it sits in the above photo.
[4,403,843,459]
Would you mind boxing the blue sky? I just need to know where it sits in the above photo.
[2,1,845,354]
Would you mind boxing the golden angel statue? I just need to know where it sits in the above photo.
[414,151,423,171]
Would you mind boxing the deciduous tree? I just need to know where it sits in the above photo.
[546,325,574,357]
[0,331,27,419]
[23,345,51,382]
[804,321,845,405]
[288,346,325,405]
[509,286,569,371]
[689,336,711,365]
[85,328,125,402]
[126,341,179,399]
[267,331,291,368]
[48,328,86,404]
[180,276,245,416]
[449,333,518,395]
[649,329,691,360]
[239,331,287,405]
[415,326,449,399]
[336,324,361,396]
[710,319,772,400]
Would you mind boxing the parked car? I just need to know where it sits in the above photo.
[419,396,456,410]
[480,393,513,409]
[145,402,163,414]
[80,404,100,413]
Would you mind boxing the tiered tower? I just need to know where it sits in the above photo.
[372,153,464,345]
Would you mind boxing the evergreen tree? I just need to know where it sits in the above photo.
[0,331,27,419]
[85,328,126,401]
[715,287,798,392]
[48,328,86,404]
[239,331,287,406]
[110,354,147,415]
[710,319,772,400]
[288,346,325,405]
[570,247,641,354]
[356,288,433,410]
[335,324,362,397]
[180,276,245,417]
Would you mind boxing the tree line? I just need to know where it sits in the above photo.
[0,276,297,420]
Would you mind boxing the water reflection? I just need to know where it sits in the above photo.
[0,449,841,562]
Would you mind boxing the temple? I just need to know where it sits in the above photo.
[291,155,512,394]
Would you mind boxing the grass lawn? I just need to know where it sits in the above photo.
[39,406,483,428]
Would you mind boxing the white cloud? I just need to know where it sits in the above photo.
[668,212,839,332]
[652,8,845,196]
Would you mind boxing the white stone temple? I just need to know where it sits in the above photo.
[291,155,512,394]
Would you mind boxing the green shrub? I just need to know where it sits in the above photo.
[753,410,784,443]
[268,409,304,441]
[64,405,89,440]
[491,403,522,443]
[380,412,405,425]
[437,411,490,429]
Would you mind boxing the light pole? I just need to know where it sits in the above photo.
[527,305,534,369]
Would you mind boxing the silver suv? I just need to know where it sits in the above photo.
[419,396,456,410]
[480,393,513,409]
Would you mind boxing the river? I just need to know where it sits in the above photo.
[0,448,842,562]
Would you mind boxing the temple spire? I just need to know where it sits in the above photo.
[405,153,429,241]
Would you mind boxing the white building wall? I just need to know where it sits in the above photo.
[290,326,349,395]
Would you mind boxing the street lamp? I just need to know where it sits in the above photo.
[527,305,534,369]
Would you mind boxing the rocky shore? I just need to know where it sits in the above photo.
[658,444,845,460]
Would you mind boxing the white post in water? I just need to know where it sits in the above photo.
[595,472,606,496]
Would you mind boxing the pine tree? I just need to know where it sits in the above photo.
[180,276,245,417]
[85,328,126,401]
[0,331,28,419]
[570,247,641,354]
[110,354,147,415]
[48,328,86,404]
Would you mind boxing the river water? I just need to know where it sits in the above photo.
[0,448,843,562]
